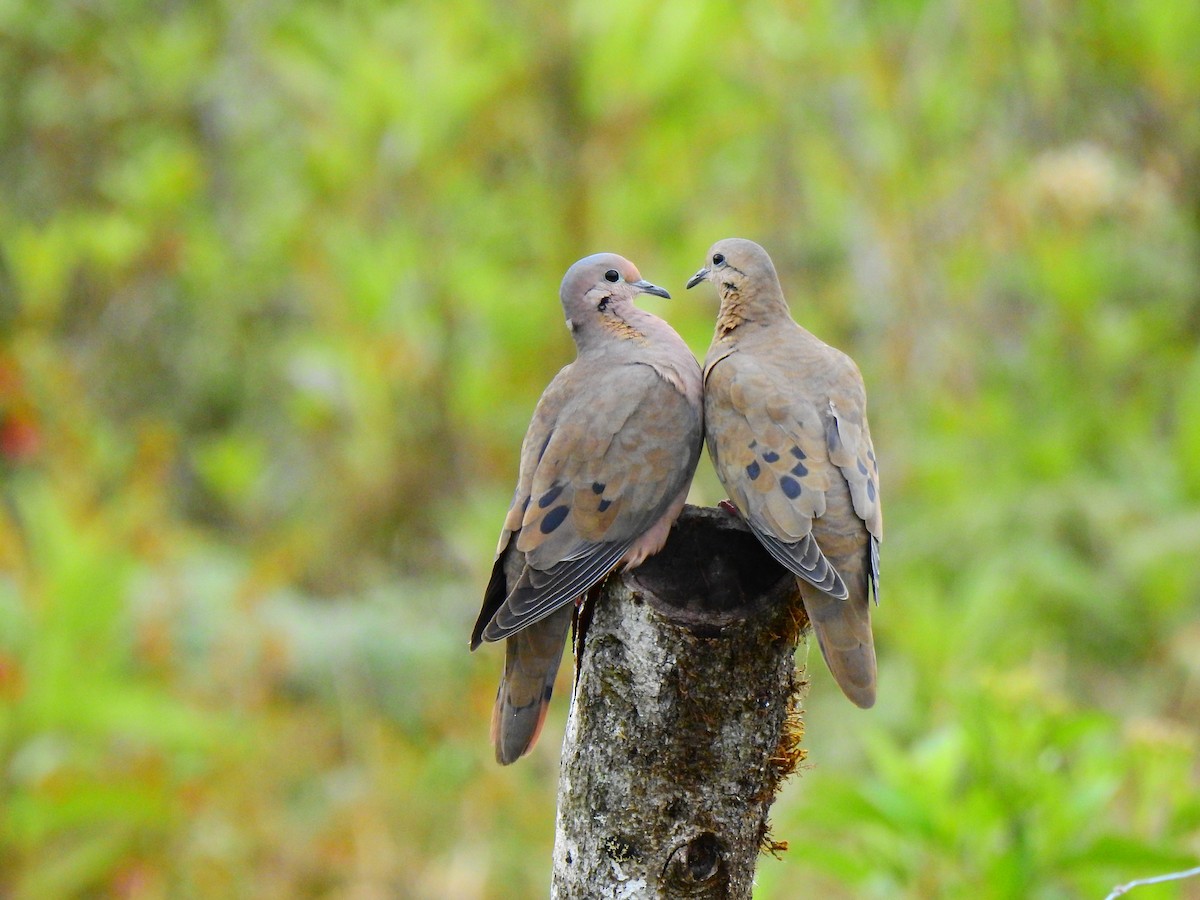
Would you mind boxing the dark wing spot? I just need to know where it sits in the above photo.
[867,479,876,501]
[521,495,531,513]
[592,481,606,494]
[597,498,612,512]
[762,450,780,463]
[857,459,869,476]
[538,483,564,508]
[746,460,761,481]
[540,505,570,534]
[780,476,802,499]
[791,461,808,477]
[538,433,553,462]
[790,446,806,460]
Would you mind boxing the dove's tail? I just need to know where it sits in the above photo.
[491,605,573,764]
[800,585,877,709]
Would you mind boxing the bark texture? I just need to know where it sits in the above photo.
[551,505,809,899]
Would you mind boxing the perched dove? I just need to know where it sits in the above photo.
[687,238,881,708]
[472,253,704,764]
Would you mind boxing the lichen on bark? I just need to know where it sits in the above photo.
[551,506,809,899]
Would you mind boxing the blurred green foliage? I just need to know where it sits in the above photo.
[2,0,1200,896]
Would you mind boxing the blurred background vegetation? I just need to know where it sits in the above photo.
[2,0,1200,897]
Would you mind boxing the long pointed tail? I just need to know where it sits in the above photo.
[800,586,877,708]
[490,605,574,764]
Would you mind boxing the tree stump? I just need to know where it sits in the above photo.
[551,505,809,899]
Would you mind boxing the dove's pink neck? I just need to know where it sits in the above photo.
[715,288,749,336]
[599,316,648,344]
[715,285,790,337]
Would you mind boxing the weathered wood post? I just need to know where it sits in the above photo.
[551,506,809,899]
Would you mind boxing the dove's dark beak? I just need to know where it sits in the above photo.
[633,279,671,300]
[685,267,709,290]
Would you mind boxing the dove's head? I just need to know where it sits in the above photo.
[559,253,671,343]
[685,238,781,297]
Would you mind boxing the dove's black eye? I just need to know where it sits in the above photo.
[604,269,620,283]
[713,253,725,266]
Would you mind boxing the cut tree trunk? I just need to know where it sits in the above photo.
[551,505,810,899]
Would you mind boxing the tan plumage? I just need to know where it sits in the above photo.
[472,253,704,763]
[687,238,881,708]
